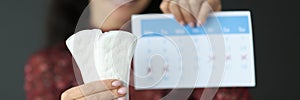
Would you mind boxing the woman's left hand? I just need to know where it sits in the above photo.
[160,0,221,27]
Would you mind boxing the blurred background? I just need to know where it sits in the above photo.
[0,0,299,99]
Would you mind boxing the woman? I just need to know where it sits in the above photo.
[24,0,251,100]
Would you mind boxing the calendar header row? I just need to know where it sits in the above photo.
[141,16,250,36]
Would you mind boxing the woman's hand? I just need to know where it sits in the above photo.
[89,0,150,31]
[160,0,221,27]
[61,79,127,100]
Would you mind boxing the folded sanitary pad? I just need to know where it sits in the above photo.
[66,29,137,86]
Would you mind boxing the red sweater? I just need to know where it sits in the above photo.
[24,43,251,100]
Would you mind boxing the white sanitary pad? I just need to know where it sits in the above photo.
[66,29,137,87]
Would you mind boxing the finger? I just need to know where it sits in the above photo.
[188,0,203,17]
[207,0,222,11]
[76,87,127,100]
[113,96,126,100]
[178,0,196,27]
[160,0,170,13]
[61,79,122,100]
[197,1,212,26]
[180,8,196,27]
[116,96,126,100]
[169,1,185,25]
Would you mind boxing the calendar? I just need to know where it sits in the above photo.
[132,11,255,89]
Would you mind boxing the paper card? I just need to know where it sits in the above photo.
[132,11,256,89]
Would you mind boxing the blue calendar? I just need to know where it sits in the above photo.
[132,11,255,89]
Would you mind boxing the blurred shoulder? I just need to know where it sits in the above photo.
[24,42,77,99]
[29,43,71,60]
[25,43,72,70]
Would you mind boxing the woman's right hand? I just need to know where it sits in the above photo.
[61,79,127,100]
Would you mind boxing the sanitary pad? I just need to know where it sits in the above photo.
[66,29,136,89]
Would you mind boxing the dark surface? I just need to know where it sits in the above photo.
[0,0,299,99]
[222,0,300,99]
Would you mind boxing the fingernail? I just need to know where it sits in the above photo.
[179,21,185,26]
[112,81,122,87]
[117,97,126,100]
[117,87,127,94]
[189,22,195,28]
[197,21,202,26]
